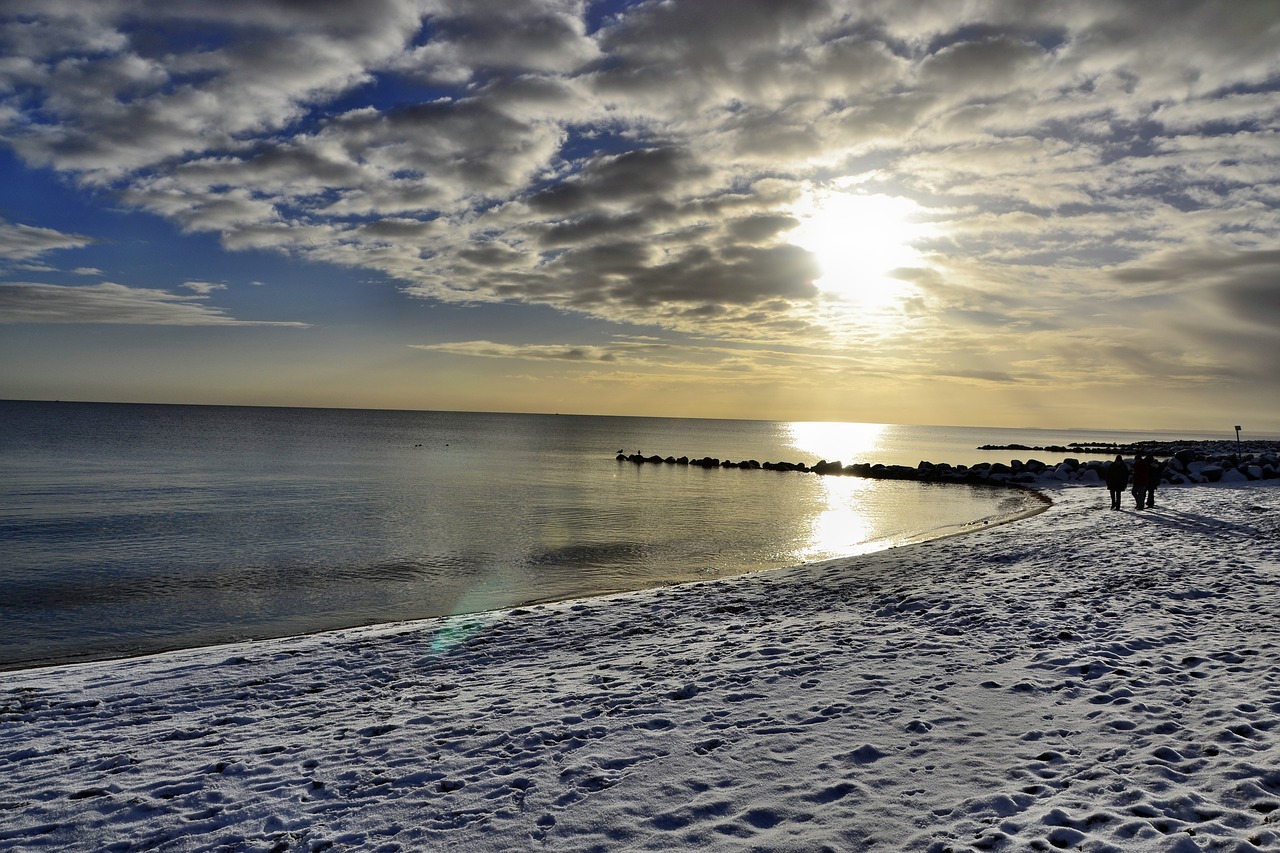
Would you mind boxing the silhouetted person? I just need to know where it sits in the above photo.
[1105,454,1128,510]
[1131,454,1149,509]
[1143,454,1161,508]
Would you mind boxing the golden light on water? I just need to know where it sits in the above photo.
[790,187,935,311]
[786,421,898,561]
[801,475,878,562]
[786,420,887,463]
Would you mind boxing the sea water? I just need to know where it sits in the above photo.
[0,401,1231,670]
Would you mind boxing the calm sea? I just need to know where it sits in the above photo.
[0,401,1233,670]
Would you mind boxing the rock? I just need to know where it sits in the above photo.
[868,464,917,480]
[610,441,1280,491]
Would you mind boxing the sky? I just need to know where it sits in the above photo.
[1,0,1278,433]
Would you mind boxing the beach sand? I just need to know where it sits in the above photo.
[2,482,1278,851]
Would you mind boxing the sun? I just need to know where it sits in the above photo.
[790,188,934,309]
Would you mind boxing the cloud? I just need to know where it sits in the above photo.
[1,0,1278,408]
[0,0,424,178]
[528,147,709,215]
[0,222,96,261]
[395,0,600,82]
[0,282,307,326]
[182,280,227,295]
[410,340,622,363]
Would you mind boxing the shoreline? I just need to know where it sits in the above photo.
[3,480,1279,850]
[0,478,1049,675]
[4,432,1271,676]
[2,443,1266,675]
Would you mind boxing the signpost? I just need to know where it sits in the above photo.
[1235,425,1242,455]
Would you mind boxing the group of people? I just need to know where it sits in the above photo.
[1105,453,1162,510]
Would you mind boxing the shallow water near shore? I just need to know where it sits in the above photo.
[0,401,1231,670]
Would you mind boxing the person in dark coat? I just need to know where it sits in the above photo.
[1143,454,1161,508]
[1131,453,1149,509]
[1105,454,1129,510]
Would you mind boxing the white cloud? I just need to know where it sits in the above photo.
[410,340,622,362]
[182,280,227,295]
[0,282,307,326]
[1,0,1278,401]
[0,222,96,261]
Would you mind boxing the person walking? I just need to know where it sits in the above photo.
[1105,454,1129,510]
[1143,454,1161,508]
[1131,453,1149,509]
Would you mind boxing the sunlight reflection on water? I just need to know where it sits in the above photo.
[801,476,878,562]
[787,420,889,463]
[2,402,1048,669]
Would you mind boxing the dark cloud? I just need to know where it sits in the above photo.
[537,211,653,248]
[357,218,442,241]
[728,214,801,243]
[402,1,599,81]
[917,36,1044,89]
[1215,276,1280,330]
[529,147,707,215]
[457,241,526,269]
[624,244,821,307]
[1112,247,1280,286]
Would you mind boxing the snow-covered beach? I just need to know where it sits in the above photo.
[3,481,1278,852]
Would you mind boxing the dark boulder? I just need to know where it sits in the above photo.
[811,460,845,476]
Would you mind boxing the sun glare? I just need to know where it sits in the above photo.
[790,189,934,309]
[786,420,887,463]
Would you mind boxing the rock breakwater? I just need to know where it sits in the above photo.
[616,442,1280,487]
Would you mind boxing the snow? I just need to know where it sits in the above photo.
[3,482,1279,852]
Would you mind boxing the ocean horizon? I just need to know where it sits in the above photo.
[0,400,1256,671]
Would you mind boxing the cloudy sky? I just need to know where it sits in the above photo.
[2,0,1278,431]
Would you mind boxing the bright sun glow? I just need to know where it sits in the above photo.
[786,420,887,462]
[790,188,934,309]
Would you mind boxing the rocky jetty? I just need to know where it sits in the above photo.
[978,439,1277,457]
[616,442,1280,487]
